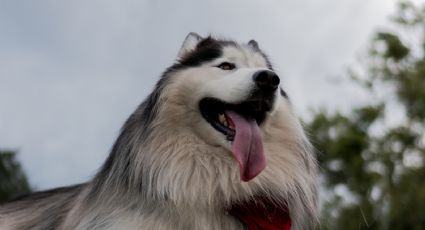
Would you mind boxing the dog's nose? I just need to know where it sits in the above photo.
[252,70,280,90]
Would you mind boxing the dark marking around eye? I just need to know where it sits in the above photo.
[216,62,236,70]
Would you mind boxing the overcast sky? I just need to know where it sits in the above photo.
[0,0,412,190]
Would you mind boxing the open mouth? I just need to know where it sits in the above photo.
[199,98,270,142]
[199,97,273,181]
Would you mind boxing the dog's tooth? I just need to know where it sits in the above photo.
[218,114,226,124]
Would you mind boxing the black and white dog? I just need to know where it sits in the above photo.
[0,33,318,230]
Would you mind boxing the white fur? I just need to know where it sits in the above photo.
[177,32,203,59]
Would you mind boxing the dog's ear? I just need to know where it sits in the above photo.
[248,40,259,50]
[177,32,203,59]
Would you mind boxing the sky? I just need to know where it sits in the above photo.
[0,0,410,190]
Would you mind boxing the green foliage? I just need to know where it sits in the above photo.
[0,150,31,203]
[375,32,410,61]
[307,1,425,229]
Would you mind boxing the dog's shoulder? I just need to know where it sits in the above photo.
[0,184,84,230]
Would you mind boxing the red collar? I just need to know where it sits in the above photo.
[229,197,291,230]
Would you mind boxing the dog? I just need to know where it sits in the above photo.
[0,33,318,230]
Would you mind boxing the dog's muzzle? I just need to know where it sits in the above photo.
[241,70,280,117]
[198,70,280,182]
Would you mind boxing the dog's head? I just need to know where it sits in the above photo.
[148,33,305,182]
[116,33,317,228]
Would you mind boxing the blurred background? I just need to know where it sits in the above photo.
[1,0,424,229]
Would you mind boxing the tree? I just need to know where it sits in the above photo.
[0,150,31,203]
[307,1,425,229]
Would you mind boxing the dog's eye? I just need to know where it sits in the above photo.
[216,62,235,71]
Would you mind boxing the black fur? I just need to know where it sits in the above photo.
[280,88,288,99]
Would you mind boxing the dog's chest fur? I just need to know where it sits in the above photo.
[80,209,245,230]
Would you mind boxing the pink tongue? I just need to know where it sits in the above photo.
[225,111,266,182]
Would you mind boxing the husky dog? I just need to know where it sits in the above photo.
[0,33,318,230]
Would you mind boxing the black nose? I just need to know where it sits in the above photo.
[252,70,280,90]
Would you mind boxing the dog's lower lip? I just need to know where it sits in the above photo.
[210,118,235,141]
